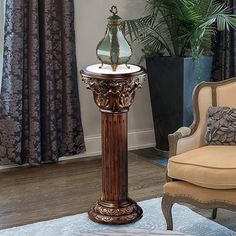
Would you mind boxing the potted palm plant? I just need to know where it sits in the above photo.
[124,0,236,151]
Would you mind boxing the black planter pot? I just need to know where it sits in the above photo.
[146,56,213,151]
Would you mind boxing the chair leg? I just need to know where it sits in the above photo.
[212,208,217,219]
[161,195,174,230]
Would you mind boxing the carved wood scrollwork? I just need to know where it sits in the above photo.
[82,75,146,113]
[88,200,143,224]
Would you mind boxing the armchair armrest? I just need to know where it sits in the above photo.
[167,127,194,181]
[176,127,192,136]
[168,121,208,157]
[168,127,191,157]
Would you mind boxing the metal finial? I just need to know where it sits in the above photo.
[110,5,118,16]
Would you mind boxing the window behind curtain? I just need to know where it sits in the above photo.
[0,0,5,92]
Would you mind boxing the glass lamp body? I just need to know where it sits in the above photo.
[96,15,132,71]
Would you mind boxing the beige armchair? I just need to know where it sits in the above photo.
[161,78,236,230]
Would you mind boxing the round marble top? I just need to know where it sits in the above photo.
[85,64,142,75]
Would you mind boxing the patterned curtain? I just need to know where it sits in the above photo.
[212,0,236,81]
[0,0,85,166]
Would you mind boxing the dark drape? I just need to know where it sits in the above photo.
[0,0,85,166]
[212,0,236,81]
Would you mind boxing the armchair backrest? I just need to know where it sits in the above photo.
[174,78,236,155]
[215,79,236,107]
[191,77,236,147]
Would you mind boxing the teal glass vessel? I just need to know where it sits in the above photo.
[96,6,132,71]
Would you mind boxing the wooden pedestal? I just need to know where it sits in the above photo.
[80,64,146,224]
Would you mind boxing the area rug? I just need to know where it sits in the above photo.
[0,198,235,236]
[79,228,191,235]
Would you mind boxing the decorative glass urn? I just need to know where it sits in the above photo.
[96,6,132,71]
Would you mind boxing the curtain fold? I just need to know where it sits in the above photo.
[212,0,236,81]
[0,0,85,166]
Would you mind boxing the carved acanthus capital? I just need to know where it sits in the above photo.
[82,75,146,113]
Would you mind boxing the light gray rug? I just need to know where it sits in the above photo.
[79,228,191,235]
[0,198,235,236]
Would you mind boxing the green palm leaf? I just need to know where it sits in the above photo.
[123,0,236,58]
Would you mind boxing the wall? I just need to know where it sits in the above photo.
[73,0,155,157]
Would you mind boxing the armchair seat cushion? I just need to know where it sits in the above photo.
[168,146,236,189]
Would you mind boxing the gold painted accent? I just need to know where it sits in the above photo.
[111,64,118,72]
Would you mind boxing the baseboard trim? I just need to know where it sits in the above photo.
[128,129,156,150]
[61,128,156,160]
[0,129,156,169]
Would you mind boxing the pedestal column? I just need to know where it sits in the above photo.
[81,64,146,224]
[101,112,128,203]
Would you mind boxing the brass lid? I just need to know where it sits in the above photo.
[107,6,122,24]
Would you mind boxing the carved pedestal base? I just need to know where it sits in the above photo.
[88,199,143,224]
[81,65,146,225]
